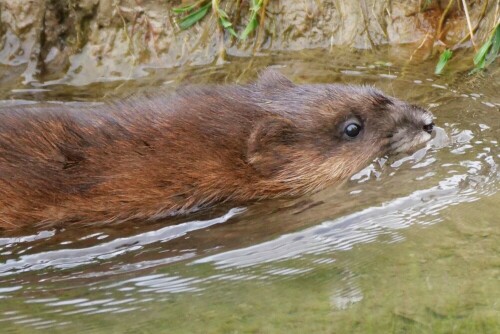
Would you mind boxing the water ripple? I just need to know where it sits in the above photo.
[0,208,244,276]
[195,165,495,268]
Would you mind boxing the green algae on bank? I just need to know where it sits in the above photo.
[1,0,497,86]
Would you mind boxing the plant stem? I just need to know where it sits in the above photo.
[461,0,477,50]
[437,0,455,40]
[454,0,488,48]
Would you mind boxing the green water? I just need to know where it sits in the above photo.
[0,47,498,333]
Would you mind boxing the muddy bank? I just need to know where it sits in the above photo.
[0,0,497,86]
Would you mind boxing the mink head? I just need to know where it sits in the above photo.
[246,69,434,194]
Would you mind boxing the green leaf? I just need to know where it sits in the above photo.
[172,3,198,14]
[217,10,238,37]
[219,18,238,37]
[227,27,238,37]
[240,16,258,40]
[473,38,492,69]
[173,1,209,14]
[219,16,232,28]
[240,0,262,40]
[250,0,263,12]
[490,24,500,54]
[178,2,212,30]
[217,8,230,20]
[435,49,453,75]
[485,24,500,67]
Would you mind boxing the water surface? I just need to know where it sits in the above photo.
[0,47,498,333]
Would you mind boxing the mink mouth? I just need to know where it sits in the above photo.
[390,130,433,155]
[388,111,435,155]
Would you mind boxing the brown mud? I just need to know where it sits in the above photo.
[0,0,497,86]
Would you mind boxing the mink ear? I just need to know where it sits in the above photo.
[256,68,295,90]
[247,117,298,177]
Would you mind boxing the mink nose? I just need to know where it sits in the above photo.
[423,122,434,134]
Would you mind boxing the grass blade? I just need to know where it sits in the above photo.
[473,38,492,69]
[217,8,238,37]
[220,17,238,37]
[173,0,209,14]
[435,49,453,74]
[240,0,262,40]
[172,3,198,14]
[241,16,258,40]
[178,2,212,30]
[485,24,499,66]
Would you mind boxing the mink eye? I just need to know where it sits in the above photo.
[344,123,362,138]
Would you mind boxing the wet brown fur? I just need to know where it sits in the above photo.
[0,70,432,229]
